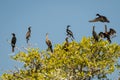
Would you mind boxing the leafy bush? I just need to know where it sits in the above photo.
[1,37,120,80]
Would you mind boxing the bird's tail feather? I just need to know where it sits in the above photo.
[72,35,75,39]
[50,46,53,53]
[12,47,14,52]
[89,18,100,22]
[89,20,96,22]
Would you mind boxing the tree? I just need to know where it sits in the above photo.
[1,37,120,80]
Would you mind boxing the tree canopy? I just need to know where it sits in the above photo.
[1,37,120,80]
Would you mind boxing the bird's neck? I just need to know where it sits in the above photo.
[105,26,107,33]
[67,28,69,31]
[93,27,95,31]
[29,29,31,32]
[46,35,49,41]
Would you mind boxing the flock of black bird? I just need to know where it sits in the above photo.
[11,14,116,53]
[90,14,116,43]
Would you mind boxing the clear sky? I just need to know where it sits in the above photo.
[0,0,120,79]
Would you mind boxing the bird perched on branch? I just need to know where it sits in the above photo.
[65,37,69,46]
[92,26,99,41]
[26,27,31,43]
[63,37,69,51]
[46,33,53,53]
[11,33,16,52]
[66,25,75,40]
[99,25,116,43]
[89,14,110,23]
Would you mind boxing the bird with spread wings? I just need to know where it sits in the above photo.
[99,25,116,43]
[89,14,110,23]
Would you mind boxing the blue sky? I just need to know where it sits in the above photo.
[0,0,120,79]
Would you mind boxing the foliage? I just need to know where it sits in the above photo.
[1,37,120,80]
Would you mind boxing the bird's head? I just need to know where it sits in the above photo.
[67,25,70,29]
[28,26,31,30]
[12,33,15,36]
[96,14,100,16]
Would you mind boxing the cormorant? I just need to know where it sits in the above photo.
[63,37,69,51]
[92,26,99,41]
[109,28,116,36]
[89,14,110,23]
[66,25,74,40]
[26,27,31,43]
[99,32,111,43]
[46,33,53,53]
[11,33,16,52]
[65,37,69,46]
[99,25,116,43]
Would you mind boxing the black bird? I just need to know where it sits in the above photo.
[99,32,111,43]
[99,25,111,42]
[63,37,69,51]
[46,33,53,53]
[99,25,116,43]
[65,37,69,46]
[26,27,31,43]
[99,32,105,38]
[109,28,116,36]
[92,26,99,41]
[89,14,110,23]
[66,25,74,40]
[11,33,16,52]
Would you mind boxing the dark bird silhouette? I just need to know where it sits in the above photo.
[65,37,69,46]
[99,25,116,43]
[99,25,108,38]
[66,25,74,40]
[26,27,31,43]
[63,37,69,51]
[92,26,99,41]
[11,33,16,52]
[99,32,111,43]
[109,28,116,36]
[89,14,110,23]
[46,33,53,53]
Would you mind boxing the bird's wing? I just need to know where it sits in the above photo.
[89,17,101,22]
[109,28,116,35]
[92,31,97,37]
[11,37,16,44]
[67,29,73,35]
[46,40,52,47]
[26,31,31,39]
[101,16,110,23]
